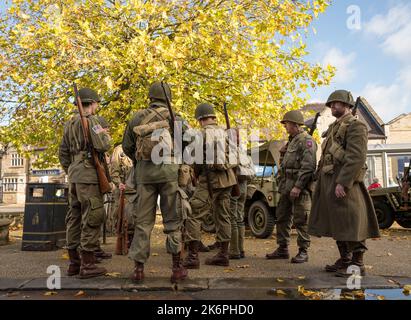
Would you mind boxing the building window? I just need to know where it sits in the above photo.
[4,178,18,191]
[11,153,24,167]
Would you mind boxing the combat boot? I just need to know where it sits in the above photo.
[335,251,366,277]
[198,241,210,252]
[291,248,308,263]
[94,248,112,259]
[182,241,200,269]
[67,249,81,276]
[207,241,220,251]
[171,252,188,283]
[266,245,289,260]
[325,242,352,272]
[131,261,144,283]
[205,241,229,266]
[78,251,107,279]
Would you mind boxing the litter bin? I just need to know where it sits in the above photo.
[22,183,69,251]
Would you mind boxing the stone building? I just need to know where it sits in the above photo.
[0,144,64,205]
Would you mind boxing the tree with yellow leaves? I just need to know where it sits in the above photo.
[0,0,334,167]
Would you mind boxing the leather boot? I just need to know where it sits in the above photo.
[325,242,352,272]
[207,241,220,251]
[205,241,229,266]
[79,251,107,279]
[336,251,366,277]
[67,249,81,276]
[291,248,308,263]
[94,255,103,264]
[171,252,188,283]
[131,261,145,283]
[229,253,241,259]
[198,241,210,252]
[94,248,112,259]
[182,241,200,269]
[266,245,289,259]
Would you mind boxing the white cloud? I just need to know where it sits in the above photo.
[365,3,411,61]
[360,2,411,122]
[322,47,356,83]
[364,4,411,37]
[362,82,410,122]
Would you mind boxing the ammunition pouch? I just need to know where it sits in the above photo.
[178,164,193,188]
[72,151,89,162]
[328,142,345,164]
[87,197,105,228]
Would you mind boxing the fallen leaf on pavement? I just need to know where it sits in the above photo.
[75,291,86,297]
[365,265,373,270]
[105,272,121,277]
[403,285,411,295]
[353,291,366,299]
[61,253,69,260]
[6,292,19,297]
[275,289,287,296]
[152,253,159,256]
[387,252,392,256]
[297,276,306,280]
[224,268,235,273]
[44,291,58,296]
[236,265,250,269]
[276,278,284,283]
[388,279,400,285]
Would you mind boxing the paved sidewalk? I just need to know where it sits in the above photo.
[1,219,411,296]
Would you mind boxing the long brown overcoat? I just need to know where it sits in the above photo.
[308,113,380,241]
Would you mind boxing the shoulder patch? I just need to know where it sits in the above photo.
[306,140,313,149]
[92,124,104,134]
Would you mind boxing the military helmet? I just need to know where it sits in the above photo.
[77,87,101,103]
[326,90,355,108]
[195,103,216,120]
[280,110,304,125]
[148,81,172,102]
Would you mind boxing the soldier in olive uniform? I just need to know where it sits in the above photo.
[183,103,237,268]
[122,81,188,283]
[229,144,255,259]
[308,90,380,276]
[59,88,112,278]
[110,144,137,249]
[266,110,317,263]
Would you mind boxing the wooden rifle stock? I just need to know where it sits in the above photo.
[115,189,128,255]
[73,83,111,194]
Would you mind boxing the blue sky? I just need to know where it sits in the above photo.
[1,1,410,123]
[305,0,411,122]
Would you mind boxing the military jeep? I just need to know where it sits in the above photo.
[369,185,411,229]
[245,140,285,238]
